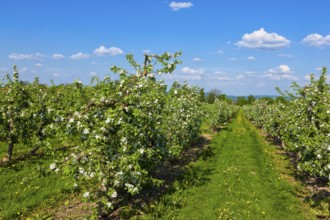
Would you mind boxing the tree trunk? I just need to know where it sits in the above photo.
[7,139,14,160]
[7,119,14,160]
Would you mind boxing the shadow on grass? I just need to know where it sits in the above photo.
[104,135,215,219]
[211,125,232,133]
[0,145,72,169]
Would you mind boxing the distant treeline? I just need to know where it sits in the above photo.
[200,88,285,106]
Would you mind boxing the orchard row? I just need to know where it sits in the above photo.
[0,52,239,210]
[244,68,330,182]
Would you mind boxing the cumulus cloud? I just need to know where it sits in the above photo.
[236,71,256,80]
[9,52,47,60]
[163,66,203,80]
[169,1,193,11]
[247,56,255,60]
[236,28,290,50]
[302,33,330,47]
[181,66,204,75]
[211,71,233,81]
[35,63,42,67]
[264,65,297,80]
[94,46,124,56]
[193,57,201,61]
[143,49,151,54]
[70,52,90,60]
[52,53,65,59]
[217,50,224,54]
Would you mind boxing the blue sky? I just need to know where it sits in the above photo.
[0,0,329,95]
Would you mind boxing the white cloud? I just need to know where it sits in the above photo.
[94,46,124,56]
[229,58,237,61]
[217,50,224,54]
[35,63,42,67]
[216,76,232,81]
[277,53,293,58]
[236,71,256,80]
[316,67,323,71]
[70,52,90,60]
[89,72,97,77]
[236,28,290,50]
[9,52,47,60]
[247,56,255,60]
[264,65,297,80]
[143,49,151,54]
[181,66,204,75]
[212,71,232,81]
[169,1,193,11]
[277,65,291,73]
[164,66,204,80]
[52,53,64,59]
[193,57,201,62]
[302,33,330,47]
[304,74,311,80]
[20,67,28,73]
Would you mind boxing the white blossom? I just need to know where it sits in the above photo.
[114,180,120,186]
[49,163,56,170]
[83,128,90,134]
[83,192,90,198]
[111,191,117,198]
[116,171,123,176]
[125,183,134,189]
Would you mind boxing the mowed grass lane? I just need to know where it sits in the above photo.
[165,111,307,219]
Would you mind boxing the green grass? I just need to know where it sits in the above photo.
[0,143,76,220]
[0,110,320,219]
[142,111,309,219]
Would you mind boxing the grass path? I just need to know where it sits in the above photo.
[151,111,308,219]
